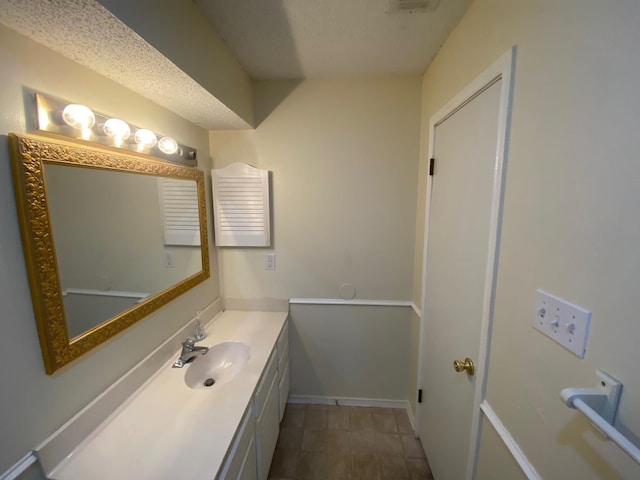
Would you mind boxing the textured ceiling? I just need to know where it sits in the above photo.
[0,0,473,130]
[196,0,473,79]
[0,0,251,130]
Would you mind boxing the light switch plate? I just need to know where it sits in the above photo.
[532,289,591,358]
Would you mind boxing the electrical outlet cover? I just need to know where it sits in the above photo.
[264,253,276,270]
[532,289,591,358]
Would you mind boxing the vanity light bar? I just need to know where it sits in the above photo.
[33,92,198,166]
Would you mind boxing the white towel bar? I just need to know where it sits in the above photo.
[561,370,640,465]
[571,397,640,464]
[0,451,38,480]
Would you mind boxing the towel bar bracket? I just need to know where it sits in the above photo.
[561,370,622,424]
[560,370,640,466]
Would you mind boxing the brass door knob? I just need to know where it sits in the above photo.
[453,357,475,376]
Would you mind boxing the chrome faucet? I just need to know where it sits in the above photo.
[172,337,208,368]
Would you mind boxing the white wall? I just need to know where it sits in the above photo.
[289,304,411,401]
[0,24,219,473]
[414,1,640,477]
[210,77,421,402]
[407,310,421,415]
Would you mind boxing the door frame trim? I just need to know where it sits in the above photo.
[416,46,516,480]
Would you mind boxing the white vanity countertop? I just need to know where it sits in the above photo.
[49,310,288,480]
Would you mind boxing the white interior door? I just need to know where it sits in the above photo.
[417,51,513,480]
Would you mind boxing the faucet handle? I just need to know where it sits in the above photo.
[182,337,196,349]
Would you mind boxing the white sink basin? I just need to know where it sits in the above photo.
[184,341,250,390]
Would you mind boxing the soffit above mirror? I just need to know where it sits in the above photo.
[0,0,253,129]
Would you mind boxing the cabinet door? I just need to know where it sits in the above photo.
[238,436,258,480]
[255,372,279,480]
[278,360,290,422]
[276,321,290,422]
[254,353,277,418]
[219,408,256,480]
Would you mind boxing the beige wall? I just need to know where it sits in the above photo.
[415,0,640,477]
[476,419,527,480]
[211,77,421,300]
[0,24,219,473]
[211,77,421,402]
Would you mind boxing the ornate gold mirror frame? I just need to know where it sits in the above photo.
[9,133,210,374]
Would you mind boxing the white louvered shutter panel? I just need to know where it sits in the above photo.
[158,178,201,246]
[212,163,271,247]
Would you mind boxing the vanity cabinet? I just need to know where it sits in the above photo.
[253,321,289,480]
[43,310,288,480]
[217,320,289,480]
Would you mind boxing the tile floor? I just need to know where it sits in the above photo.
[268,404,434,480]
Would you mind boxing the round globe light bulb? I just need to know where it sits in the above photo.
[158,136,179,155]
[103,118,131,141]
[134,129,157,148]
[62,104,95,129]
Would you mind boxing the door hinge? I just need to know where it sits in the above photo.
[418,389,423,403]
[429,158,435,176]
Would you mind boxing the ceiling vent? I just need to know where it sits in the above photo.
[387,0,441,14]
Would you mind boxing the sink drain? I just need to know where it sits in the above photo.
[204,378,215,387]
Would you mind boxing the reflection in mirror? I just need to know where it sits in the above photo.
[44,166,203,338]
[9,133,209,374]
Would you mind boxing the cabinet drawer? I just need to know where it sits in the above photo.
[276,322,288,363]
[254,351,277,419]
[219,406,256,480]
[277,340,289,375]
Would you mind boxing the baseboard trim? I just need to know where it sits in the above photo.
[410,302,421,318]
[288,395,408,410]
[480,401,541,480]
[0,451,37,480]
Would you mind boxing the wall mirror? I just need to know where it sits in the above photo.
[9,133,210,374]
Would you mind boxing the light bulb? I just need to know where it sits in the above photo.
[62,104,95,129]
[37,104,50,130]
[103,118,131,142]
[158,136,179,155]
[134,129,157,148]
